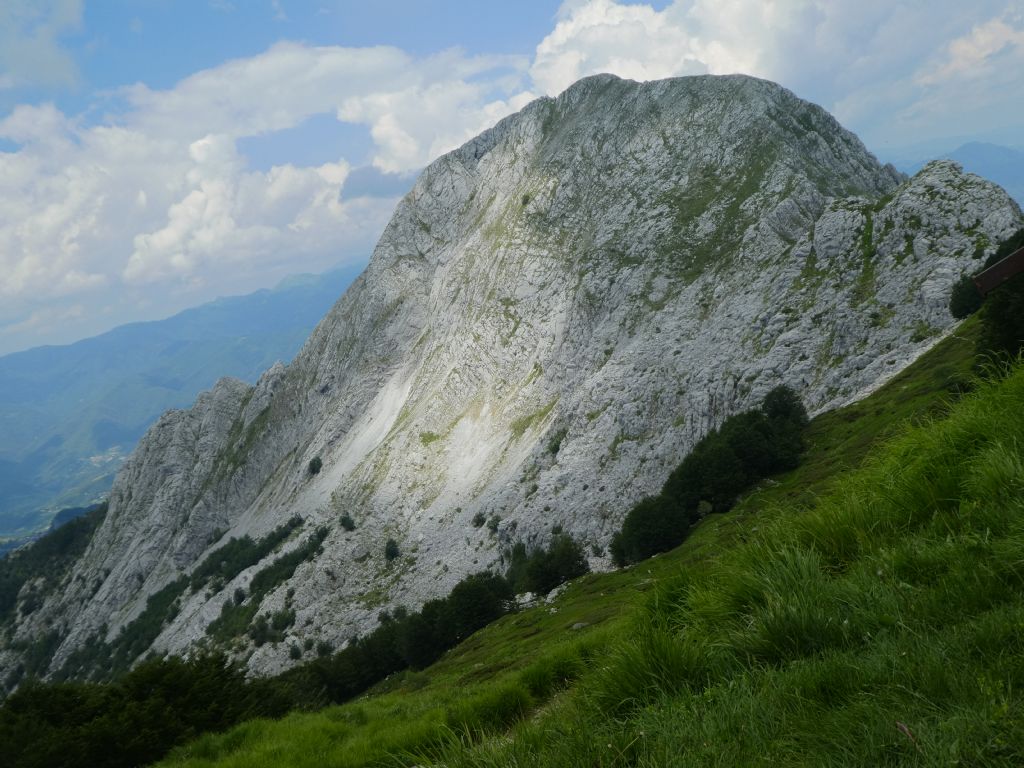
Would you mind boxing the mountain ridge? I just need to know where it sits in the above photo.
[2,73,1020,682]
[894,141,1024,205]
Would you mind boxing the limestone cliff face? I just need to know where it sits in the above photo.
[6,74,1020,678]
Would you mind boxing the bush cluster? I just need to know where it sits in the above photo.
[278,571,513,703]
[0,504,107,628]
[207,526,327,644]
[611,385,808,566]
[948,228,1024,359]
[51,518,309,684]
[0,525,595,768]
[0,653,290,768]
[505,534,590,595]
[189,516,302,593]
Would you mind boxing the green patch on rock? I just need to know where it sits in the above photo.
[419,431,442,447]
[510,399,558,440]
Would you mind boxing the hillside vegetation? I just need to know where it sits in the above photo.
[134,317,1024,767]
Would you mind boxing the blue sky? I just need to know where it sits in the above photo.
[0,0,1022,355]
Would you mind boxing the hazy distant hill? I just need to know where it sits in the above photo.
[0,265,362,538]
[899,142,1024,205]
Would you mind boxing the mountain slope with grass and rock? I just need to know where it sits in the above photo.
[2,73,1019,685]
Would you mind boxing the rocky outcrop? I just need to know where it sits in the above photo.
[5,74,1020,680]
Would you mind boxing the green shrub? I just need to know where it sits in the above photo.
[0,503,107,628]
[507,534,590,595]
[0,653,289,768]
[308,456,322,475]
[547,428,567,455]
[206,527,326,644]
[949,274,983,318]
[611,495,687,566]
[189,517,302,593]
[614,385,808,566]
[471,512,486,528]
[384,539,400,561]
[339,514,355,531]
[978,271,1024,360]
[447,572,513,637]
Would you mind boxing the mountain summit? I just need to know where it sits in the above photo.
[4,74,1020,681]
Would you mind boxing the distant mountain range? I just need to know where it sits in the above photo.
[896,142,1024,205]
[0,265,362,539]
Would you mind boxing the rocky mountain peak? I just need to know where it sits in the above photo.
[2,74,1019,682]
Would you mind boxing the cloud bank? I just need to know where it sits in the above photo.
[0,43,533,351]
[1,0,1022,353]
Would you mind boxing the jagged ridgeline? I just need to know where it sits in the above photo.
[2,73,1020,683]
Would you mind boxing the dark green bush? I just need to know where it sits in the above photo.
[507,534,590,595]
[613,384,808,566]
[0,503,107,627]
[949,274,983,319]
[978,271,1024,360]
[611,496,687,566]
[308,456,322,475]
[207,527,326,644]
[448,572,513,638]
[384,539,400,561]
[0,653,289,768]
[339,514,355,531]
[188,516,302,593]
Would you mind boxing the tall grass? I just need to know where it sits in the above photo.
[160,631,606,768]
[436,362,1024,766]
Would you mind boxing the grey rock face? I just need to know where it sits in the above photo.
[6,74,1020,679]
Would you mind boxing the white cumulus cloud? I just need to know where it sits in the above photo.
[2,1,1023,353]
[0,41,534,352]
[531,0,1024,148]
[0,0,82,90]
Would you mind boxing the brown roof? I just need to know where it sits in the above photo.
[974,246,1024,297]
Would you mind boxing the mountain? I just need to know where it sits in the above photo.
[2,73,1020,684]
[0,266,363,540]
[896,141,1024,205]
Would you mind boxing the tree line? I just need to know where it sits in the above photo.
[0,533,589,768]
[611,384,808,565]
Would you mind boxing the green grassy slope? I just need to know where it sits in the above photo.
[160,319,1020,768]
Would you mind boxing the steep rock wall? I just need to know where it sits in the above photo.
[5,74,1019,679]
